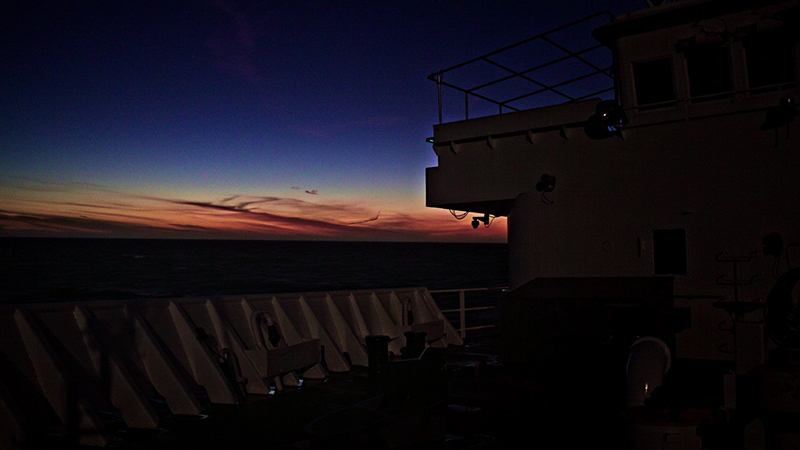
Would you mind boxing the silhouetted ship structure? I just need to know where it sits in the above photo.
[2,0,800,448]
[427,0,800,447]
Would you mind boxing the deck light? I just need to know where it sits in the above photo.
[536,174,557,204]
[471,213,490,229]
[536,174,556,193]
[584,100,626,140]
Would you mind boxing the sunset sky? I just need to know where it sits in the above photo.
[1,0,643,242]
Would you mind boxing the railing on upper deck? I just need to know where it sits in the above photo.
[430,286,508,339]
[429,11,615,124]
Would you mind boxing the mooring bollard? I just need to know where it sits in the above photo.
[404,330,427,359]
[365,335,390,381]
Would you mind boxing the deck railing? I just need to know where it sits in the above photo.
[428,11,615,123]
[430,286,508,339]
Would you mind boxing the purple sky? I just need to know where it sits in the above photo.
[1,0,646,241]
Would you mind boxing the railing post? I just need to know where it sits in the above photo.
[465,92,469,120]
[459,290,466,339]
[430,286,506,340]
[437,73,443,124]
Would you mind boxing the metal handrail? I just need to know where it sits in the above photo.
[428,11,613,77]
[426,79,799,148]
[430,286,507,339]
[429,11,615,123]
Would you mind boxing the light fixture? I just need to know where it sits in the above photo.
[472,213,490,229]
[584,100,626,140]
[536,174,556,193]
[536,174,556,204]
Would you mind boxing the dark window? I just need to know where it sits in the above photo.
[653,229,687,275]
[745,34,796,91]
[632,58,676,108]
[685,45,732,101]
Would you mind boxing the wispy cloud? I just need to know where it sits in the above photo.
[1,177,114,194]
[0,180,506,241]
[348,212,380,225]
[0,210,190,237]
[290,186,319,196]
[164,196,371,234]
[168,223,212,232]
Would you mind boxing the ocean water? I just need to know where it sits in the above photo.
[0,238,508,305]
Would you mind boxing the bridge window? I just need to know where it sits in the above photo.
[632,57,676,108]
[745,33,796,92]
[685,44,732,101]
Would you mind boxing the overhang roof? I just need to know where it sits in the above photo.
[593,0,795,45]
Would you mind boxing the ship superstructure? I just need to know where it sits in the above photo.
[426,1,800,446]
[426,0,799,362]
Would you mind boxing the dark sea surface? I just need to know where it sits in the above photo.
[0,238,508,304]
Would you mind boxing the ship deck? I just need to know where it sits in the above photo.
[64,336,623,449]
[16,331,745,449]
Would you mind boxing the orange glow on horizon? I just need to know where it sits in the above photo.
[0,179,506,242]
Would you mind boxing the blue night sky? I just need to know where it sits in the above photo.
[1,0,644,242]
